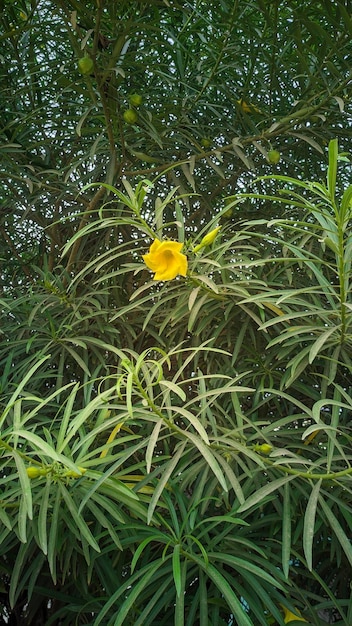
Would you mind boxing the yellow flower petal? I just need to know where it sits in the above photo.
[142,239,188,281]
[282,606,308,623]
[237,98,261,114]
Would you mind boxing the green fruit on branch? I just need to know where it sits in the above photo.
[123,109,138,124]
[78,57,94,75]
[222,208,233,219]
[129,93,143,107]
[201,137,212,148]
[267,149,281,164]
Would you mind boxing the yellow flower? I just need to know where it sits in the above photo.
[282,606,308,623]
[193,226,221,253]
[142,239,188,281]
[237,98,262,114]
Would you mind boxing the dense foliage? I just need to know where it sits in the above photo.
[1,1,352,624]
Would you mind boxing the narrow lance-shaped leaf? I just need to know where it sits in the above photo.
[319,495,352,568]
[172,543,182,597]
[327,138,338,200]
[147,442,186,524]
[191,555,254,626]
[238,476,296,513]
[303,479,322,571]
[282,481,291,579]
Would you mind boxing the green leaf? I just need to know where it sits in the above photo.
[172,543,182,597]
[94,559,167,626]
[0,505,12,530]
[84,499,122,550]
[12,430,80,472]
[13,452,33,523]
[191,555,254,626]
[167,406,210,443]
[9,542,32,608]
[237,476,296,513]
[130,534,168,574]
[56,387,112,453]
[340,184,352,216]
[211,553,285,590]
[182,431,227,491]
[303,479,322,571]
[308,327,337,363]
[213,452,245,505]
[319,495,352,568]
[0,355,50,428]
[282,481,291,579]
[145,419,163,474]
[147,442,186,524]
[199,570,208,626]
[59,483,100,553]
[159,379,186,403]
[327,138,338,199]
[37,478,51,555]
[47,488,61,582]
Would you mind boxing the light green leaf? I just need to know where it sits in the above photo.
[191,556,254,626]
[147,442,186,524]
[282,481,291,579]
[159,380,186,402]
[319,495,352,568]
[59,484,100,552]
[13,453,33,522]
[238,476,296,513]
[183,431,227,491]
[167,406,209,443]
[37,478,51,555]
[308,326,337,363]
[146,419,163,474]
[303,479,322,571]
[172,544,182,597]
[0,356,50,428]
[13,430,80,472]
[327,138,338,199]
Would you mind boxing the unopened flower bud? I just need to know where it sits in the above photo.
[193,226,221,253]
[26,467,45,478]
[257,444,273,455]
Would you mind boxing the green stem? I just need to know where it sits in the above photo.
[272,462,352,481]
[213,441,352,481]
[337,210,347,341]
[0,438,43,465]
[262,452,352,480]
[187,273,227,301]
[134,382,176,432]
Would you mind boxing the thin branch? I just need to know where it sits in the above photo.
[64,185,106,280]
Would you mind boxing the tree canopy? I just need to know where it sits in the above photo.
[0,1,352,625]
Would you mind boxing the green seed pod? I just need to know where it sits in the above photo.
[78,57,94,75]
[123,109,138,124]
[129,93,143,107]
[267,150,281,164]
[201,137,212,148]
